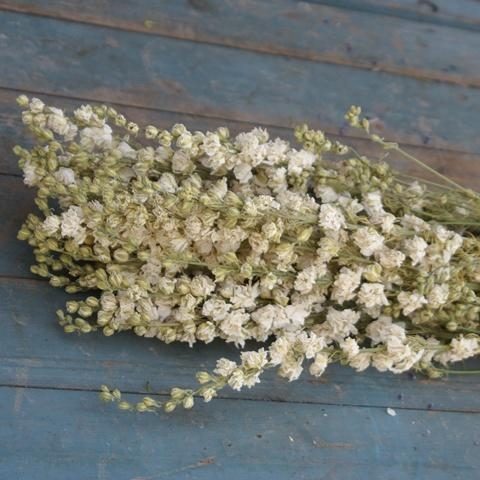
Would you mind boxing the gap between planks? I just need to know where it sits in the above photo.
[0,3,479,89]
[306,0,480,32]
[2,382,478,414]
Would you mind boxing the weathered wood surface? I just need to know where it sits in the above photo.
[3,386,479,480]
[1,0,480,87]
[308,0,480,30]
[1,2,480,478]
[1,11,480,154]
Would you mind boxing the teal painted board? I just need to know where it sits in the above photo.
[2,278,480,412]
[309,0,480,31]
[0,175,36,278]
[1,386,480,480]
[1,12,480,153]
[2,89,480,187]
[2,0,480,87]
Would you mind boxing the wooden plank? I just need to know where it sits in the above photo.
[1,13,480,154]
[0,176,36,278]
[308,1,480,31]
[2,277,480,412]
[1,1,480,88]
[2,89,480,187]
[1,386,479,480]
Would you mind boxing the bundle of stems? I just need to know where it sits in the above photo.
[15,96,480,413]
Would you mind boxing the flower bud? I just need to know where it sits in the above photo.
[113,249,129,263]
[446,321,458,332]
[63,325,77,333]
[66,301,79,314]
[99,391,113,402]
[85,296,100,308]
[196,371,211,384]
[145,125,158,139]
[163,401,176,413]
[103,326,115,336]
[170,388,185,401]
[78,305,93,318]
[182,395,194,409]
[143,397,158,408]
[17,94,29,107]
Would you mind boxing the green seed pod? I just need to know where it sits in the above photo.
[78,305,93,318]
[99,391,113,402]
[65,285,82,293]
[170,388,185,401]
[96,312,111,327]
[134,326,147,337]
[66,301,79,314]
[143,397,158,408]
[85,296,100,308]
[63,325,77,334]
[163,401,176,413]
[196,372,211,384]
[113,249,129,263]
[103,326,115,336]
[80,324,93,334]
[182,396,195,409]
[446,321,458,332]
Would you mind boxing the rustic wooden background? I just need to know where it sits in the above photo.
[1,1,480,479]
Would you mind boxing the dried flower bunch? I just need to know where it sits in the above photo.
[15,95,480,414]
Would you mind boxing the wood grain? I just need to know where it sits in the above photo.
[1,386,479,480]
[0,175,36,278]
[1,277,480,412]
[1,0,480,87]
[308,0,480,31]
[1,12,480,154]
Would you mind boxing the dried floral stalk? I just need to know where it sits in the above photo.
[15,95,480,413]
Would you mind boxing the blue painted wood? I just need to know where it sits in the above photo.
[1,4,480,478]
[0,176,36,278]
[2,278,480,412]
[1,0,480,87]
[1,12,480,153]
[308,0,480,31]
[1,386,480,480]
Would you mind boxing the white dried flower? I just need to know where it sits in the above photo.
[309,352,329,377]
[326,307,360,341]
[42,215,61,234]
[331,267,362,304]
[318,204,346,231]
[357,283,389,309]
[54,167,76,185]
[397,291,427,316]
[353,227,384,257]
[214,358,237,377]
[403,236,428,266]
[426,284,449,308]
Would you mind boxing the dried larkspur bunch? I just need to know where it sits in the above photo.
[15,96,480,414]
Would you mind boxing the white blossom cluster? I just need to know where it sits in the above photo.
[15,97,480,413]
